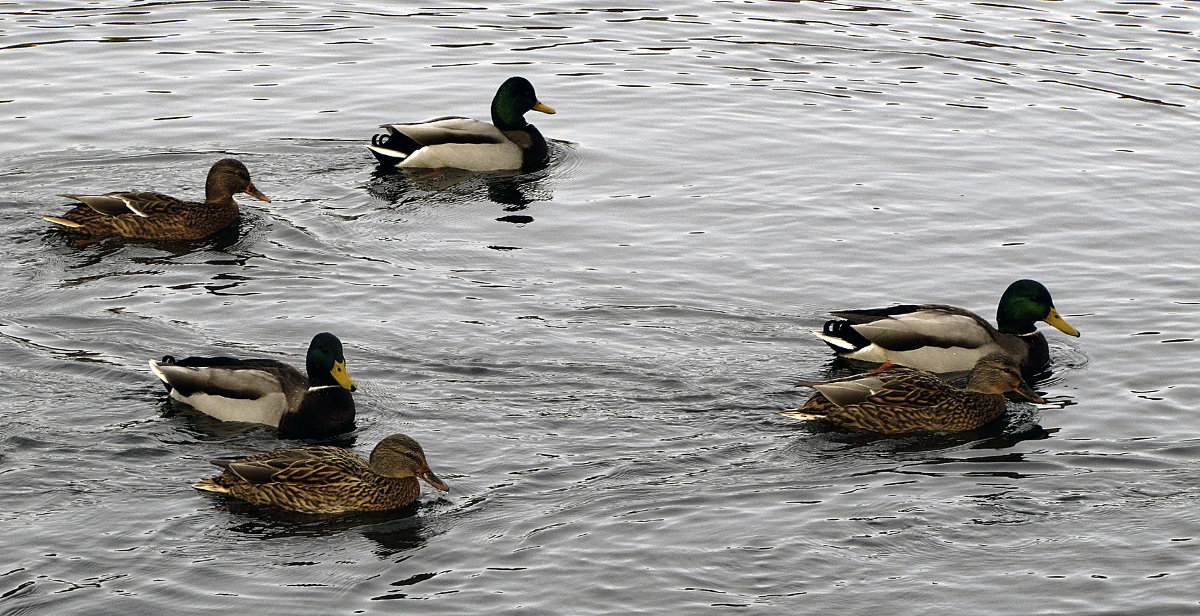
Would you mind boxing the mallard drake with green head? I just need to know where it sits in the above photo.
[149,332,356,439]
[782,353,1045,435]
[367,76,556,172]
[42,158,271,240]
[194,433,450,514]
[815,279,1080,376]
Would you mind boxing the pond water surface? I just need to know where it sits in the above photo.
[1,1,1198,614]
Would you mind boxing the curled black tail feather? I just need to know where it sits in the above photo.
[821,319,871,351]
[368,133,401,165]
[368,131,423,166]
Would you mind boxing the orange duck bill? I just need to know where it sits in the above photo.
[419,468,450,492]
[243,181,271,203]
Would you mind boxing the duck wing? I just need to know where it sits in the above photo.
[382,117,506,147]
[150,357,299,399]
[369,117,528,170]
[58,191,185,218]
[216,446,362,485]
[804,375,890,407]
[797,366,937,408]
[829,304,998,351]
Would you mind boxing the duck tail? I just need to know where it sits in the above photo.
[193,478,229,493]
[814,319,871,351]
[779,409,824,421]
[147,359,175,393]
[42,215,82,228]
[367,132,413,166]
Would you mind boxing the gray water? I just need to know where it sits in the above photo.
[1,1,1198,614]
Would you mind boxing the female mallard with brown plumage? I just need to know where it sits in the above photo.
[367,76,556,172]
[782,353,1045,435]
[194,433,450,514]
[149,332,356,439]
[42,158,270,240]
[815,279,1079,377]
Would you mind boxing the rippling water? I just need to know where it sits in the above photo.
[2,1,1198,614]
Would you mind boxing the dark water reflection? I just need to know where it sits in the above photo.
[790,407,1060,454]
[212,500,428,541]
[364,143,571,227]
[44,220,249,260]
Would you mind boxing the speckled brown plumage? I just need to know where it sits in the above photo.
[194,434,449,514]
[784,353,1044,435]
[43,158,270,240]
